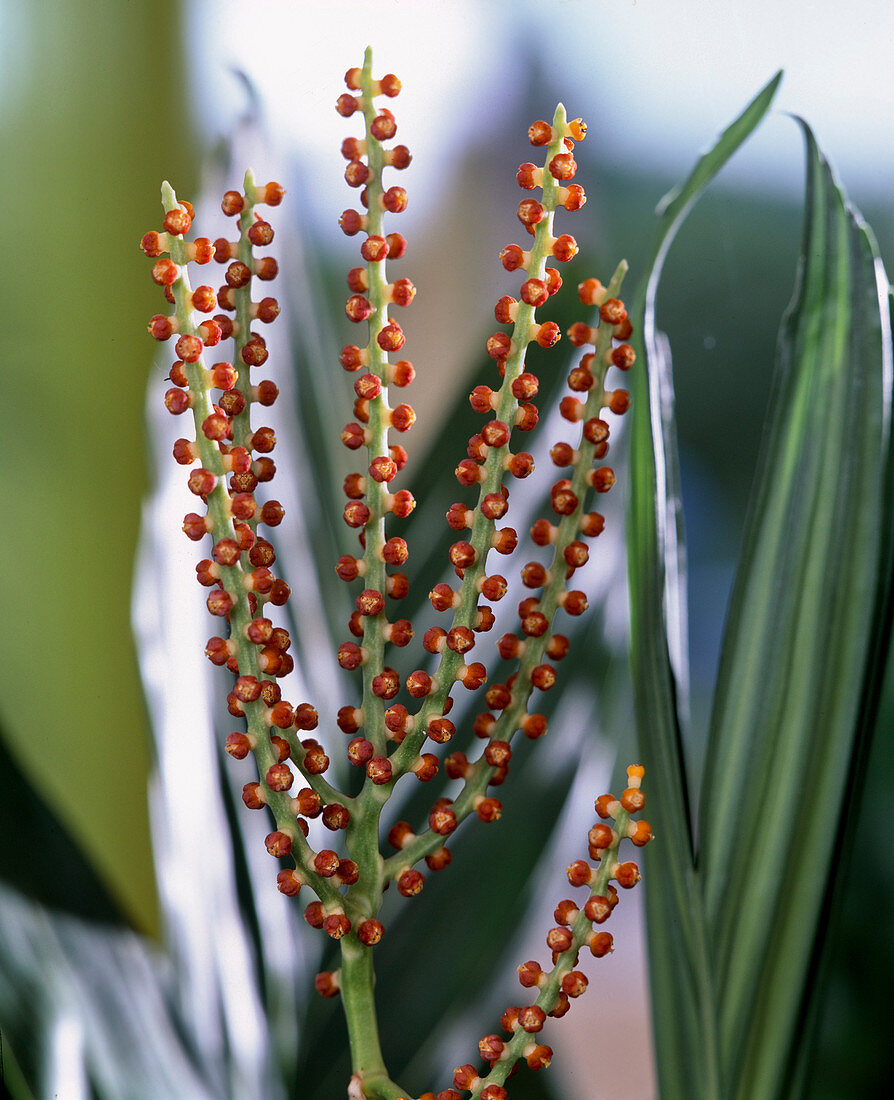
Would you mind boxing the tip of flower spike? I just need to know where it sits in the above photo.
[160,180,178,215]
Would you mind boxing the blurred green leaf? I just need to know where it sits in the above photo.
[627,71,783,1097]
[0,716,126,926]
[698,122,893,1097]
[0,0,199,938]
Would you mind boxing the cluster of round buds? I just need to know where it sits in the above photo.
[562,277,635,430]
[552,765,651,963]
[376,119,640,1096]
[445,767,650,1097]
[486,117,587,375]
[144,179,343,914]
[364,112,637,941]
[335,54,427,781]
[417,111,594,745]
[142,181,295,653]
[441,119,637,818]
[145,58,650,1098]
[459,110,591,537]
[478,269,636,732]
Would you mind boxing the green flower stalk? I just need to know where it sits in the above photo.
[140,47,649,1100]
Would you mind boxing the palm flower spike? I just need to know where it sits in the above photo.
[141,44,648,1100]
[444,766,652,1100]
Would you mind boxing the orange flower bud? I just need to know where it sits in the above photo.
[620,786,646,813]
[615,861,641,888]
[588,930,614,957]
[528,120,553,145]
[314,971,339,996]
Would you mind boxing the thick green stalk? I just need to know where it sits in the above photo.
[339,936,403,1099]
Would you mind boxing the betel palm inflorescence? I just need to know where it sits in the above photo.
[141,47,649,1100]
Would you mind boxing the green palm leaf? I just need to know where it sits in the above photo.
[627,71,783,1097]
[698,122,893,1097]
[627,74,893,1100]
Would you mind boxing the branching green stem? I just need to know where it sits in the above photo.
[156,66,642,1100]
